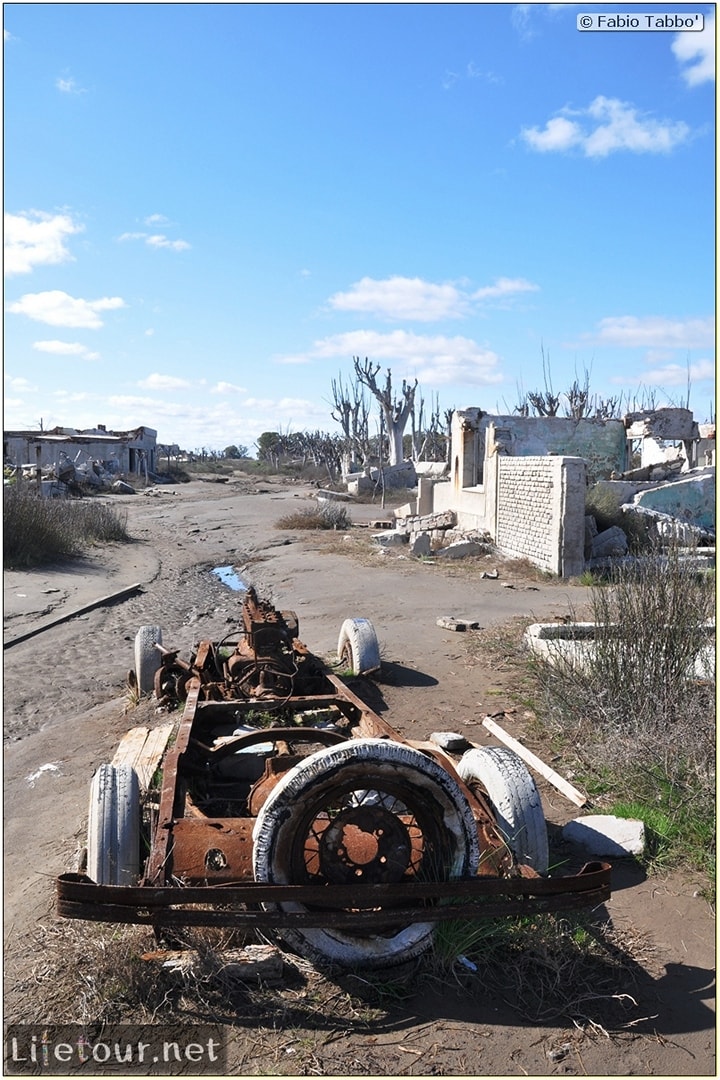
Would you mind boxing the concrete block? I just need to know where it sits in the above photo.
[562,814,645,857]
[409,532,432,557]
[372,530,407,547]
[429,731,472,752]
[591,525,628,558]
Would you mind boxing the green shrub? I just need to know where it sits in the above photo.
[533,540,715,878]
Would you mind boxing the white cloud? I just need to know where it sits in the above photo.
[610,356,715,388]
[56,75,86,94]
[522,115,582,153]
[328,277,469,321]
[327,275,539,322]
[443,63,502,89]
[472,277,540,301]
[7,290,125,328]
[5,374,38,393]
[511,5,536,41]
[33,340,100,360]
[118,231,190,252]
[5,210,84,276]
[522,96,691,157]
[146,234,191,252]
[211,381,248,394]
[137,373,193,390]
[278,329,503,387]
[672,13,715,86]
[585,315,714,349]
[144,213,170,226]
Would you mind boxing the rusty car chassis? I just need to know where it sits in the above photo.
[57,588,611,967]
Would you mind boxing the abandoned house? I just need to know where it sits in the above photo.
[423,407,715,577]
[3,424,158,478]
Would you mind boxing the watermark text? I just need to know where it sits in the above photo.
[578,13,704,30]
[5,1025,225,1075]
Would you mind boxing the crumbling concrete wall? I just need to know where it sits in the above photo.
[632,469,715,531]
[433,409,615,575]
[485,416,626,483]
[591,467,715,533]
[3,425,158,475]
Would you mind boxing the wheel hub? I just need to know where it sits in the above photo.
[319,805,412,884]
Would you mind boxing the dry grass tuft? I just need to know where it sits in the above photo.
[4,484,130,567]
[276,503,352,531]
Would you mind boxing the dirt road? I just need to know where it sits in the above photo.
[3,477,715,1075]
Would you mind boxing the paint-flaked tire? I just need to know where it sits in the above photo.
[337,618,381,675]
[134,625,163,695]
[457,747,548,874]
[253,738,480,968]
[86,763,141,886]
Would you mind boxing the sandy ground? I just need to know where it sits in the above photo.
[3,476,715,1075]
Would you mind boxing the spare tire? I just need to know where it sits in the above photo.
[253,738,480,968]
[337,618,381,675]
[86,763,140,886]
[457,746,548,874]
[134,625,163,695]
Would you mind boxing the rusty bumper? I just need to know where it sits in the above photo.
[57,861,611,930]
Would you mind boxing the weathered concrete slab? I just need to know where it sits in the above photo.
[563,814,645,857]
[436,540,485,559]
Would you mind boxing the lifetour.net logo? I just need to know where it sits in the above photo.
[4,1025,226,1075]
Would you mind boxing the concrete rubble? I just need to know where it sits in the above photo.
[436,616,481,631]
[429,731,472,751]
[562,815,646,858]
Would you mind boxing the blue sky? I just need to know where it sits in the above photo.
[4,2,715,453]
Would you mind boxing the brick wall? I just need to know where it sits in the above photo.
[495,456,586,576]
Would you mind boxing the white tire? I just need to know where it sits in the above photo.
[86,763,140,886]
[337,618,381,675]
[134,625,163,695]
[457,747,548,874]
[253,738,480,968]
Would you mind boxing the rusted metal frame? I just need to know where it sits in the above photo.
[205,726,349,762]
[60,861,610,908]
[57,888,611,928]
[144,686,201,884]
[323,671,407,742]
[57,867,611,927]
[170,817,255,881]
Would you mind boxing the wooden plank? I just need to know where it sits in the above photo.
[481,716,587,808]
[111,727,149,770]
[133,722,175,791]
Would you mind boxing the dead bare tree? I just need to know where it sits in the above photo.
[412,393,452,462]
[353,356,418,467]
[330,372,371,472]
